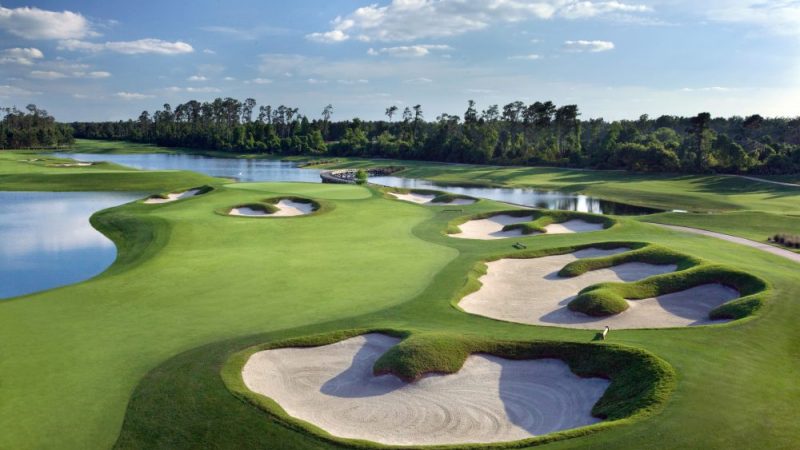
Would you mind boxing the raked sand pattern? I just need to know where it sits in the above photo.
[452,214,604,240]
[242,334,609,446]
[460,248,739,329]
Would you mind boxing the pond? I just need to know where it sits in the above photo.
[0,191,141,299]
[55,153,658,215]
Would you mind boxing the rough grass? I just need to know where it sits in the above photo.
[223,330,676,449]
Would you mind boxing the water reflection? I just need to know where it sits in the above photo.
[53,152,658,215]
[0,191,140,298]
[371,176,659,215]
[54,152,323,183]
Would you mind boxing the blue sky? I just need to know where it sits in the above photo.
[1,0,798,121]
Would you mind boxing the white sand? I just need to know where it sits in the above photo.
[390,192,476,205]
[229,199,315,217]
[242,334,609,446]
[452,215,604,240]
[53,162,94,167]
[460,248,739,329]
[143,189,201,204]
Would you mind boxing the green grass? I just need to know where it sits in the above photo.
[220,330,675,449]
[0,151,221,192]
[1,146,799,449]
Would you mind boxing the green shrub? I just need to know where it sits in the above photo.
[355,169,368,185]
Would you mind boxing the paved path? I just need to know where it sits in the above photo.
[655,224,800,264]
[729,175,800,188]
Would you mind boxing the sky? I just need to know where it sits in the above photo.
[0,0,799,122]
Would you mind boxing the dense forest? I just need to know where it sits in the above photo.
[1,105,74,149]
[66,97,800,175]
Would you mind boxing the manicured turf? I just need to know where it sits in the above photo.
[0,151,219,192]
[1,149,798,449]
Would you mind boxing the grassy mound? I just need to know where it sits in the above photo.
[446,209,616,235]
[224,196,321,217]
[146,185,214,201]
[502,210,615,235]
[224,330,676,448]
[568,264,769,319]
[263,195,320,211]
[559,244,701,277]
[227,202,279,215]
[387,188,477,204]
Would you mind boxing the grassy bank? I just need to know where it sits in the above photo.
[0,143,798,449]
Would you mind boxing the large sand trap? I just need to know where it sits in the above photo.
[143,189,201,204]
[53,162,94,167]
[460,248,738,329]
[242,334,609,446]
[453,215,604,240]
[229,199,315,217]
[390,192,476,205]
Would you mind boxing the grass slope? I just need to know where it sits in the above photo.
[0,145,798,449]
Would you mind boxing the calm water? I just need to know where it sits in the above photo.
[0,191,140,299]
[55,152,323,183]
[55,152,657,215]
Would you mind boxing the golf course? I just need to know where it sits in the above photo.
[0,142,798,449]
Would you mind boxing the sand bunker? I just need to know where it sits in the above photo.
[453,215,604,240]
[242,334,609,446]
[390,192,476,205]
[229,199,314,217]
[143,189,201,204]
[53,162,94,167]
[460,248,738,329]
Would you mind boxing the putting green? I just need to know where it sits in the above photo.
[0,150,798,449]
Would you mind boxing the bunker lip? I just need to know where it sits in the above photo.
[143,188,201,204]
[389,190,477,206]
[459,248,740,329]
[240,333,609,446]
[452,214,605,240]
[228,198,317,217]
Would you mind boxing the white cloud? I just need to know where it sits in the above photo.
[509,54,542,60]
[186,86,221,93]
[0,5,92,40]
[0,85,42,97]
[367,44,452,57]
[306,29,349,43]
[85,71,111,78]
[307,78,328,84]
[30,70,67,79]
[251,78,273,84]
[404,77,433,84]
[223,76,236,81]
[563,40,615,52]
[560,1,650,19]
[30,69,111,79]
[680,86,731,92]
[337,79,370,85]
[307,0,649,42]
[58,38,194,55]
[115,91,154,100]
[258,53,312,77]
[0,47,44,65]
[701,1,800,36]
[202,48,216,54]
[187,75,207,81]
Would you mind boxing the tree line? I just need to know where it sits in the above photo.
[1,105,74,149]
[64,96,800,175]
